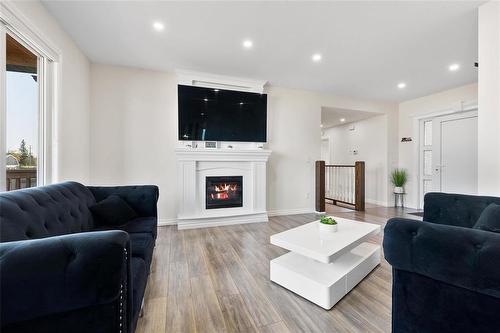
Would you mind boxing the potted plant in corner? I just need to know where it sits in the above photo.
[319,216,338,233]
[391,168,408,194]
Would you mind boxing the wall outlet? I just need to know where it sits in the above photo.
[306,192,310,199]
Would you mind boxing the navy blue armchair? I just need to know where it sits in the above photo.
[384,193,500,333]
[0,182,159,333]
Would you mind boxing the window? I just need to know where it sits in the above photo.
[5,35,39,191]
[419,118,434,208]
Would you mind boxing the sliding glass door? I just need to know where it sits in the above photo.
[5,33,40,190]
[0,12,55,192]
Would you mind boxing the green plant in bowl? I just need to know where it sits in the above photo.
[391,168,408,193]
[320,216,337,225]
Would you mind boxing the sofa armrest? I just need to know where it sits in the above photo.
[383,218,500,299]
[87,185,159,217]
[0,230,130,326]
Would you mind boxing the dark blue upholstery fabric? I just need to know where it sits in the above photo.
[130,257,148,332]
[0,182,96,242]
[121,217,158,239]
[129,233,155,268]
[1,301,123,333]
[96,217,158,240]
[384,218,500,299]
[0,182,158,333]
[423,192,500,228]
[392,269,500,333]
[90,194,138,226]
[88,185,159,218]
[473,203,500,233]
[0,230,129,325]
[385,193,500,333]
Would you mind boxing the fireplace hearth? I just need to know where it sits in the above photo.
[206,176,243,209]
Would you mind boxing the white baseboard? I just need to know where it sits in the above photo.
[267,208,315,217]
[177,212,268,230]
[158,218,177,227]
[365,199,390,207]
[159,208,316,227]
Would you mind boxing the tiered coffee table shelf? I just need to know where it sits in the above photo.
[270,217,381,309]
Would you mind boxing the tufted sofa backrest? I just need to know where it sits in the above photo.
[0,182,96,242]
[423,192,500,228]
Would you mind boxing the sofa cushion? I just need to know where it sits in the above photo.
[0,182,96,242]
[474,203,500,233]
[93,217,158,239]
[129,233,154,268]
[90,195,138,227]
[119,217,158,239]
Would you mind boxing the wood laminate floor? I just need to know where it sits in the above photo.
[136,205,421,333]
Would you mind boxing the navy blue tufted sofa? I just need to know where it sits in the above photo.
[0,181,159,333]
[384,192,500,333]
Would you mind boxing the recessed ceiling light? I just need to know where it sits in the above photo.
[214,89,219,92]
[397,82,407,89]
[239,102,244,105]
[449,63,460,71]
[242,40,253,49]
[312,53,322,62]
[203,98,208,102]
[153,21,165,31]
[340,118,346,122]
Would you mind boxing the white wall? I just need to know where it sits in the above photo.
[8,1,91,183]
[398,83,478,208]
[478,1,500,196]
[89,64,398,221]
[90,65,178,222]
[323,115,390,206]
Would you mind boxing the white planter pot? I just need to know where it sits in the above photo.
[319,223,338,233]
[394,186,404,194]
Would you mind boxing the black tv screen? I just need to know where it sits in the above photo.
[178,85,267,142]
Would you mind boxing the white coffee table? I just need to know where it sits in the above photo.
[270,217,381,309]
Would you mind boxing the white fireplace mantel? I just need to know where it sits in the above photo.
[175,148,272,229]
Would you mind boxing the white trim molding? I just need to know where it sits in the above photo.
[268,208,316,217]
[1,1,61,187]
[158,218,178,227]
[0,2,60,61]
[176,69,267,93]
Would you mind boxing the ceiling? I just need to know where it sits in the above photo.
[42,1,481,102]
[321,107,381,128]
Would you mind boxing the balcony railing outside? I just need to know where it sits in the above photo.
[6,169,37,191]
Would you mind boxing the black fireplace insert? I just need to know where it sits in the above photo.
[206,176,243,209]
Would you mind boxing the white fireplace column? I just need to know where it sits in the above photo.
[175,148,272,229]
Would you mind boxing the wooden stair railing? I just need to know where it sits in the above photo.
[316,161,365,212]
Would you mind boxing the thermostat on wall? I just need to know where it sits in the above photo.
[205,141,218,149]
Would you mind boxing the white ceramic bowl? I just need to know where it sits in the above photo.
[319,222,338,233]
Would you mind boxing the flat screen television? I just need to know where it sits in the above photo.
[178,85,267,142]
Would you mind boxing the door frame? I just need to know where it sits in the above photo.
[1,2,60,189]
[321,136,331,164]
[432,110,478,194]
[414,102,478,208]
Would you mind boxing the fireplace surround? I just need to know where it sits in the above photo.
[175,147,271,229]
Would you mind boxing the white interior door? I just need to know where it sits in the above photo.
[434,112,478,194]
[419,110,478,207]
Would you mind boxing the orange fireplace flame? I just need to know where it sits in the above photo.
[210,183,238,200]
